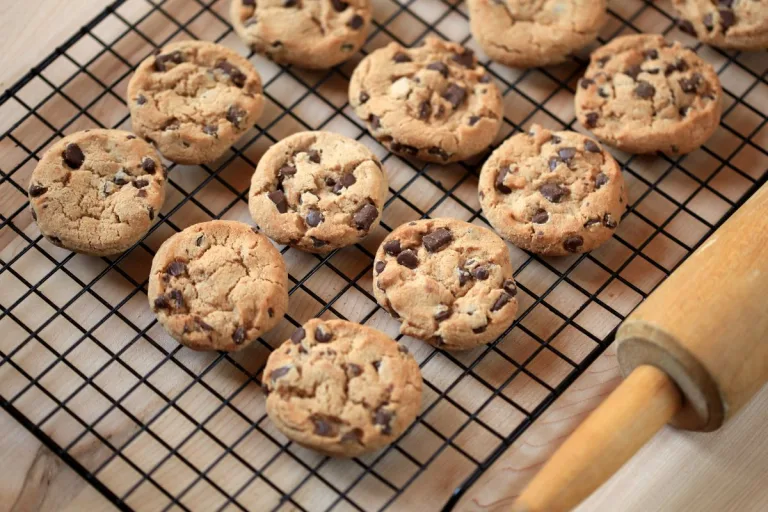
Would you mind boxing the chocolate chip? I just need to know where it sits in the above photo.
[472,266,489,280]
[468,115,481,126]
[136,189,147,198]
[333,173,356,194]
[153,295,170,310]
[268,190,288,213]
[278,164,296,180]
[595,172,609,189]
[30,208,37,221]
[584,140,601,153]
[503,279,517,296]
[679,75,700,93]
[306,209,324,227]
[325,176,336,187]
[427,61,449,78]
[550,135,562,145]
[372,360,382,372]
[579,78,594,89]
[597,56,611,67]
[306,149,321,163]
[719,9,735,31]
[624,65,642,80]
[479,74,491,83]
[390,141,418,155]
[643,49,658,60]
[495,166,511,193]
[375,261,386,273]
[635,81,655,99]
[315,325,333,343]
[154,50,184,72]
[423,228,453,252]
[456,267,470,286]
[427,146,450,160]
[558,147,577,163]
[598,87,610,98]
[369,114,381,130]
[548,156,560,172]
[393,52,412,63]
[491,293,511,312]
[442,83,466,109]
[283,0,299,6]
[603,213,618,229]
[373,407,393,434]
[166,260,186,277]
[584,218,601,228]
[384,240,401,255]
[398,344,409,354]
[540,183,569,203]
[132,179,149,189]
[679,106,690,117]
[348,14,364,29]
[195,235,204,246]
[676,59,690,73]
[63,143,84,169]
[419,101,432,120]
[703,13,715,31]
[162,118,180,131]
[226,105,247,128]
[141,157,156,174]
[341,428,363,444]
[451,49,475,69]
[563,236,584,253]
[148,207,155,220]
[473,325,487,334]
[434,308,451,322]
[136,95,147,105]
[331,0,348,11]
[311,237,327,248]
[347,363,363,377]
[291,327,306,344]
[29,184,47,197]
[113,171,129,186]
[169,289,184,309]
[678,19,697,36]
[215,60,247,87]
[354,203,378,231]
[396,249,418,269]
[531,209,549,224]
[584,112,599,128]
[232,326,247,345]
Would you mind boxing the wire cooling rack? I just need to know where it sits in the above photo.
[1,0,766,510]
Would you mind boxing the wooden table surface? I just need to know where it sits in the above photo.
[2,1,768,511]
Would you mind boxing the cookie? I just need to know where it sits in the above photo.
[574,34,723,155]
[674,0,768,51]
[373,218,519,351]
[467,0,607,68]
[230,0,372,69]
[349,36,503,163]
[264,319,423,457]
[248,131,387,253]
[479,125,627,256]
[128,40,264,165]
[28,129,166,256]
[148,220,288,352]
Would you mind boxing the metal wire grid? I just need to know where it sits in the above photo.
[0,0,765,510]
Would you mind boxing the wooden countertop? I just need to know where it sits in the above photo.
[2,1,767,511]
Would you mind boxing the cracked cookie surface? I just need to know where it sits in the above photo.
[230,0,371,69]
[349,36,503,163]
[575,34,722,155]
[673,0,768,50]
[148,220,288,352]
[249,131,388,253]
[28,129,166,256]
[128,40,264,165]
[479,124,627,256]
[264,319,422,457]
[467,0,607,68]
[373,218,518,351]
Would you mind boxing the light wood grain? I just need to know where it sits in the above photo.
[2,1,768,512]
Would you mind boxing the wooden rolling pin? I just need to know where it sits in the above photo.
[513,182,768,512]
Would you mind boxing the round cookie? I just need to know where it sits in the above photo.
[349,36,503,163]
[128,40,264,165]
[263,319,423,457]
[148,220,288,352]
[28,129,166,256]
[574,34,723,155]
[467,0,607,68]
[373,218,519,351]
[230,0,372,69]
[674,0,768,51]
[479,125,627,256]
[249,131,387,253]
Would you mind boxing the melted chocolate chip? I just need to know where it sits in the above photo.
[375,261,386,273]
[396,249,419,269]
[306,149,321,163]
[154,51,184,72]
[29,184,47,197]
[166,260,187,277]
[495,166,511,193]
[584,140,601,153]
[472,266,489,280]
[215,60,247,87]
[491,293,511,312]
[579,78,594,89]
[169,289,184,309]
[503,279,517,296]
[540,183,569,203]
[719,9,735,31]
[141,157,156,174]
[347,363,363,377]
[63,143,85,169]
[306,209,324,227]
[558,147,577,163]
[390,141,418,155]
[531,209,549,224]
[624,65,642,80]
[423,228,453,252]
[597,55,611,68]
[563,235,584,253]
[369,114,381,130]
[359,91,370,104]
[348,14,364,29]
[132,179,149,189]
[468,115,481,126]
[434,308,451,322]
[679,74,701,93]
[419,101,432,120]
[473,325,487,334]
[226,105,247,128]
[595,172,609,189]
[678,19,697,36]
[603,213,618,229]
[384,240,401,255]
[315,326,333,343]
[278,164,296,180]
[136,95,147,105]
[393,52,412,63]
[333,173,356,194]
[427,61,449,78]
[428,146,450,160]
[703,13,715,31]
[311,237,327,248]
[635,81,656,99]
[679,106,690,117]
[291,327,306,344]
[153,296,170,310]
[584,112,599,128]
[342,428,363,443]
[451,49,475,69]
[354,203,378,231]
[442,83,466,109]
[232,326,247,345]
[268,190,288,213]
[373,407,393,434]
[331,0,348,11]
[548,156,560,172]
[643,49,658,60]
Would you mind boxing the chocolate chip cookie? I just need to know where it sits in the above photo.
[128,40,264,165]
[230,0,371,69]
[249,131,387,253]
[349,36,503,163]
[373,218,519,351]
[467,0,608,68]
[575,34,723,155]
[674,0,768,51]
[264,319,423,457]
[148,220,288,352]
[28,129,166,256]
[479,125,627,256]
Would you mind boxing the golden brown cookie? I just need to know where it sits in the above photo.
[264,319,423,457]
[373,218,519,351]
[28,129,166,256]
[674,0,768,51]
[148,220,288,352]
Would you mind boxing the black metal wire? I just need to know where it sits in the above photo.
[1,0,766,511]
